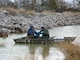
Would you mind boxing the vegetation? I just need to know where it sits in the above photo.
[10,42,80,60]
[48,0,58,10]
[54,42,80,60]
[0,0,80,12]
[0,0,80,60]
[0,7,35,16]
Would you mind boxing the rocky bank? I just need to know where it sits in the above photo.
[0,10,80,35]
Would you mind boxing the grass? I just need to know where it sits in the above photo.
[54,42,80,60]
[41,10,55,14]
[63,11,80,15]
[0,7,80,16]
[0,7,35,16]
[0,7,80,60]
[7,41,80,60]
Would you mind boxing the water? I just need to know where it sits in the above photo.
[1,25,80,60]
[0,33,65,60]
[49,25,80,37]
[0,25,80,60]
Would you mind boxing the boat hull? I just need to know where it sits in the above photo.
[14,37,75,44]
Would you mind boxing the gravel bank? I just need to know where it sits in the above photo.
[0,10,80,33]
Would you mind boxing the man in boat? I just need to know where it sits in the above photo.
[39,27,49,38]
[27,25,36,38]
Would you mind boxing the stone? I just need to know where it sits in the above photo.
[0,28,8,37]
[0,10,80,33]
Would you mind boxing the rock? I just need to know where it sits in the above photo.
[0,28,8,37]
[14,27,22,33]
[0,10,80,33]
[2,31,8,37]
[0,32,2,37]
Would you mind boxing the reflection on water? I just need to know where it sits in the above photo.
[0,33,65,60]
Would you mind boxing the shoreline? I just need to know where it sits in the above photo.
[0,10,80,36]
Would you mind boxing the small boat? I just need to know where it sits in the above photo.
[14,36,76,44]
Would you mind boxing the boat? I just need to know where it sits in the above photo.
[14,36,76,44]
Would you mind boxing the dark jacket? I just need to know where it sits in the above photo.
[27,26,35,36]
[40,28,49,38]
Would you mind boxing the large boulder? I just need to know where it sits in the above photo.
[0,28,8,37]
